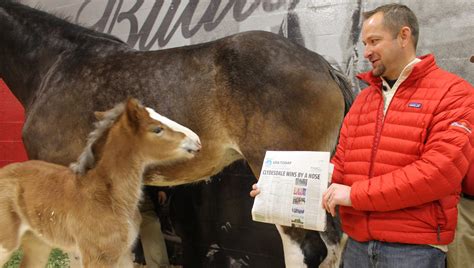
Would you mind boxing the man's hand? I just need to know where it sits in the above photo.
[322,183,352,217]
[250,183,260,197]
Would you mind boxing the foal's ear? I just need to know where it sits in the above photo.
[125,98,147,131]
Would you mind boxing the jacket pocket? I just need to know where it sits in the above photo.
[433,201,447,227]
[402,202,439,229]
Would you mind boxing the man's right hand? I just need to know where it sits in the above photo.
[250,183,260,197]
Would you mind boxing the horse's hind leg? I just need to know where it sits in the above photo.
[19,231,52,268]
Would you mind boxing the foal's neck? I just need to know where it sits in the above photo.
[0,2,128,108]
[86,143,148,213]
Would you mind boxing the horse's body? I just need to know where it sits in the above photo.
[0,1,354,267]
[0,98,201,267]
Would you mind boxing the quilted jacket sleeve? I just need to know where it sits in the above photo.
[351,80,474,211]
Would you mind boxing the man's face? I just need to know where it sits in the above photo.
[361,12,402,79]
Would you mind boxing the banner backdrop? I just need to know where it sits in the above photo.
[23,0,474,90]
[0,80,28,167]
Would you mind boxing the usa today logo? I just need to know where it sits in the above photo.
[264,159,273,167]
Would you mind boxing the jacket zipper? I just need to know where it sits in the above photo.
[435,200,444,242]
[366,89,387,239]
[437,225,441,242]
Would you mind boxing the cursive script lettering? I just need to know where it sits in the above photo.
[76,0,287,50]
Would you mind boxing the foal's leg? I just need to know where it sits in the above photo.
[0,236,17,266]
[0,250,14,267]
[80,245,131,268]
[117,250,134,268]
[80,254,131,268]
[19,231,52,268]
[66,251,82,268]
[0,199,22,266]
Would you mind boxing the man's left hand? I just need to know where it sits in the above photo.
[322,183,352,217]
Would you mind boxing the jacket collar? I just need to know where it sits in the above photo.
[357,54,437,88]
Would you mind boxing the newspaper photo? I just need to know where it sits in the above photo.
[251,151,332,231]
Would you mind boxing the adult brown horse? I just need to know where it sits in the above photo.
[0,1,354,267]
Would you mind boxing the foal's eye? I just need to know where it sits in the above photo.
[153,127,163,134]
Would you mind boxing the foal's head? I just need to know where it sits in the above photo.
[70,98,201,175]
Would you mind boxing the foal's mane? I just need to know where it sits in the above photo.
[69,102,126,175]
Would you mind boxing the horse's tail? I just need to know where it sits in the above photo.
[328,66,355,115]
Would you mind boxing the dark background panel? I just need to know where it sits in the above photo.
[164,161,285,267]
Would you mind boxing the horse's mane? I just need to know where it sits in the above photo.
[0,0,126,54]
[69,102,126,175]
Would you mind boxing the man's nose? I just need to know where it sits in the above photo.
[363,47,372,59]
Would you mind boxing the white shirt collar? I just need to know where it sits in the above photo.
[382,57,421,91]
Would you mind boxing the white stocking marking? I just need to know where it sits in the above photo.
[276,225,306,268]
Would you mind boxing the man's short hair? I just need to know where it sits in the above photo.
[363,4,419,49]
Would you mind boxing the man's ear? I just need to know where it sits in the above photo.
[399,26,412,48]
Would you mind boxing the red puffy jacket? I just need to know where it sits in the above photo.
[331,54,474,245]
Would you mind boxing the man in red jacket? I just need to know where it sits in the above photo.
[250,3,473,268]
[320,4,474,268]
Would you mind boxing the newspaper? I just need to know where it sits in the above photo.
[251,151,333,231]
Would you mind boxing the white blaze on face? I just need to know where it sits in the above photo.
[145,107,201,146]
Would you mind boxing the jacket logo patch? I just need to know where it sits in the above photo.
[450,121,472,134]
[408,102,422,108]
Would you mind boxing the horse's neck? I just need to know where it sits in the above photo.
[0,2,128,108]
[86,146,146,213]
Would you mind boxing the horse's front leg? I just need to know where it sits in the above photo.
[319,231,345,268]
[276,217,343,267]
[318,214,345,268]
[276,225,306,267]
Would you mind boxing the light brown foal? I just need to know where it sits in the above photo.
[0,98,201,267]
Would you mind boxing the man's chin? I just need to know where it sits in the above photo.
[371,69,383,77]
